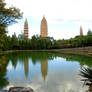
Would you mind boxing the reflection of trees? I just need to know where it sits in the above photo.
[6,52,92,67]
[2,51,92,89]
[0,56,9,89]
[4,51,57,80]
[80,67,92,92]
[59,53,92,67]
[4,52,92,67]
[5,51,57,65]
[41,60,48,80]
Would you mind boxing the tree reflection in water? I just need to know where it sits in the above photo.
[80,67,92,92]
[0,56,9,90]
[0,51,92,91]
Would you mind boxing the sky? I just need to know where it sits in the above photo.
[5,0,92,39]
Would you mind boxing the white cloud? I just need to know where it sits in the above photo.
[6,0,92,21]
[7,61,14,70]
[5,0,92,39]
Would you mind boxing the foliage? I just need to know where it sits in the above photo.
[1,32,92,51]
[87,29,92,36]
[0,0,22,26]
[0,0,22,50]
[53,36,92,49]
[80,67,92,89]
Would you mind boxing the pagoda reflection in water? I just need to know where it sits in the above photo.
[24,58,29,78]
[41,60,48,80]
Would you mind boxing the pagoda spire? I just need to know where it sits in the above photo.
[24,18,29,38]
[80,26,83,36]
[40,16,48,37]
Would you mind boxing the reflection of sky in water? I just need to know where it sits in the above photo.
[6,57,88,92]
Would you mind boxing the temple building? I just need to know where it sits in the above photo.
[24,19,29,38]
[80,26,83,36]
[40,16,48,37]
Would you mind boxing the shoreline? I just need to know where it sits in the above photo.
[1,46,92,57]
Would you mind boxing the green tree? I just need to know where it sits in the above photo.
[11,33,19,49]
[0,0,22,50]
[18,33,24,41]
[31,35,38,49]
[87,29,92,36]
[3,36,11,50]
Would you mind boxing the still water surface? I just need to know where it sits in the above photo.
[0,51,92,92]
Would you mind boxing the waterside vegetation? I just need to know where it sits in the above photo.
[1,32,92,51]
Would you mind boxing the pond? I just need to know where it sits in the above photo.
[0,51,92,92]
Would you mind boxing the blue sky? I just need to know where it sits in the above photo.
[6,0,92,39]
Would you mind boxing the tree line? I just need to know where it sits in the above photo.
[1,30,92,51]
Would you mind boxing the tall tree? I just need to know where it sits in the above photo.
[0,0,22,50]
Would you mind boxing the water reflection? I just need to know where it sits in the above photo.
[24,58,29,77]
[0,51,92,91]
[41,60,48,80]
[0,56,9,90]
[59,53,92,66]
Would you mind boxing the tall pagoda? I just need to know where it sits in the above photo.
[40,16,48,37]
[24,19,29,38]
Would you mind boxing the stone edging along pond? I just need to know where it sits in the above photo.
[8,87,34,92]
[1,46,92,57]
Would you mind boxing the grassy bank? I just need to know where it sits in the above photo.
[52,46,92,56]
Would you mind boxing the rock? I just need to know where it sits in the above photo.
[2,90,8,92]
[8,87,34,92]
